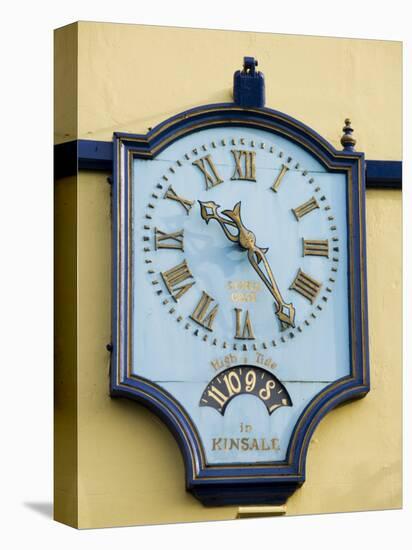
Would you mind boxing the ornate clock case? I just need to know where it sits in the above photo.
[110,60,369,506]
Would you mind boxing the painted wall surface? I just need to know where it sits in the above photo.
[54,22,402,528]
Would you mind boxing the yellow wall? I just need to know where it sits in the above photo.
[54,21,402,528]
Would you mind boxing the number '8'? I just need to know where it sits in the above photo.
[259,380,276,401]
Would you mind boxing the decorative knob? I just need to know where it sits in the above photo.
[340,118,356,151]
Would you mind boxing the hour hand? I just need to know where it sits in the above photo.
[198,201,240,243]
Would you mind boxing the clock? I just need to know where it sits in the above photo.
[111,104,369,506]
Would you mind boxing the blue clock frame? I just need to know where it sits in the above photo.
[110,103,369,506]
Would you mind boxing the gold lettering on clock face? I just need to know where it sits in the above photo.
[163,185,194,214]
[234,308,255,340]
[303,239,329,257]
[231,150,256,181]
[154,228,184,251]
[271,164,289,192]
[190,291,219,331]
[292,196,320,220]
[192,154,223,190]
[290,269,322,303]
[161,260,195,301]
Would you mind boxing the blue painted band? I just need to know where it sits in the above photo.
[54,139,402,189]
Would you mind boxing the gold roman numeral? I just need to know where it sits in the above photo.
[192,155,223,190]
[190,291,219,331]
[161,260,195,301]
[290,269,322,303]
[164,185,194,214]
[231,150,256,181]
[154,228,184,251]
[292,196,319,220]
[271,164,289,192]
[234,308,255,340]
[303,239,329,257]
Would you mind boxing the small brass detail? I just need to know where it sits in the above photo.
[231,150,257,181]
[164,185,194,215]
[303,239,329,258]
[192,154,224,190]
[234,308,255,340]
[340,117,356,151]
[161,260,195,301]
[292,196,319,220]
[290,269,322,304]
[190,291,219,331]
[236,505,286,518]
[271,164,289,192]
[154,227,184,251]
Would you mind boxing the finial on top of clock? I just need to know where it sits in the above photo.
[340,118,357,151]
[233,56,265,108]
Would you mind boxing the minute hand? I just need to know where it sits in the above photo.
[247,246,295,329]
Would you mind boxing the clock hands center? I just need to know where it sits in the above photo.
[198,200,296,329]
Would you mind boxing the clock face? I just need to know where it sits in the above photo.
[131,126,350,465]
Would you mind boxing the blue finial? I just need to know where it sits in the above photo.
[233,57,265,108]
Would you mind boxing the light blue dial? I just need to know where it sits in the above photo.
[131,126,350,465]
